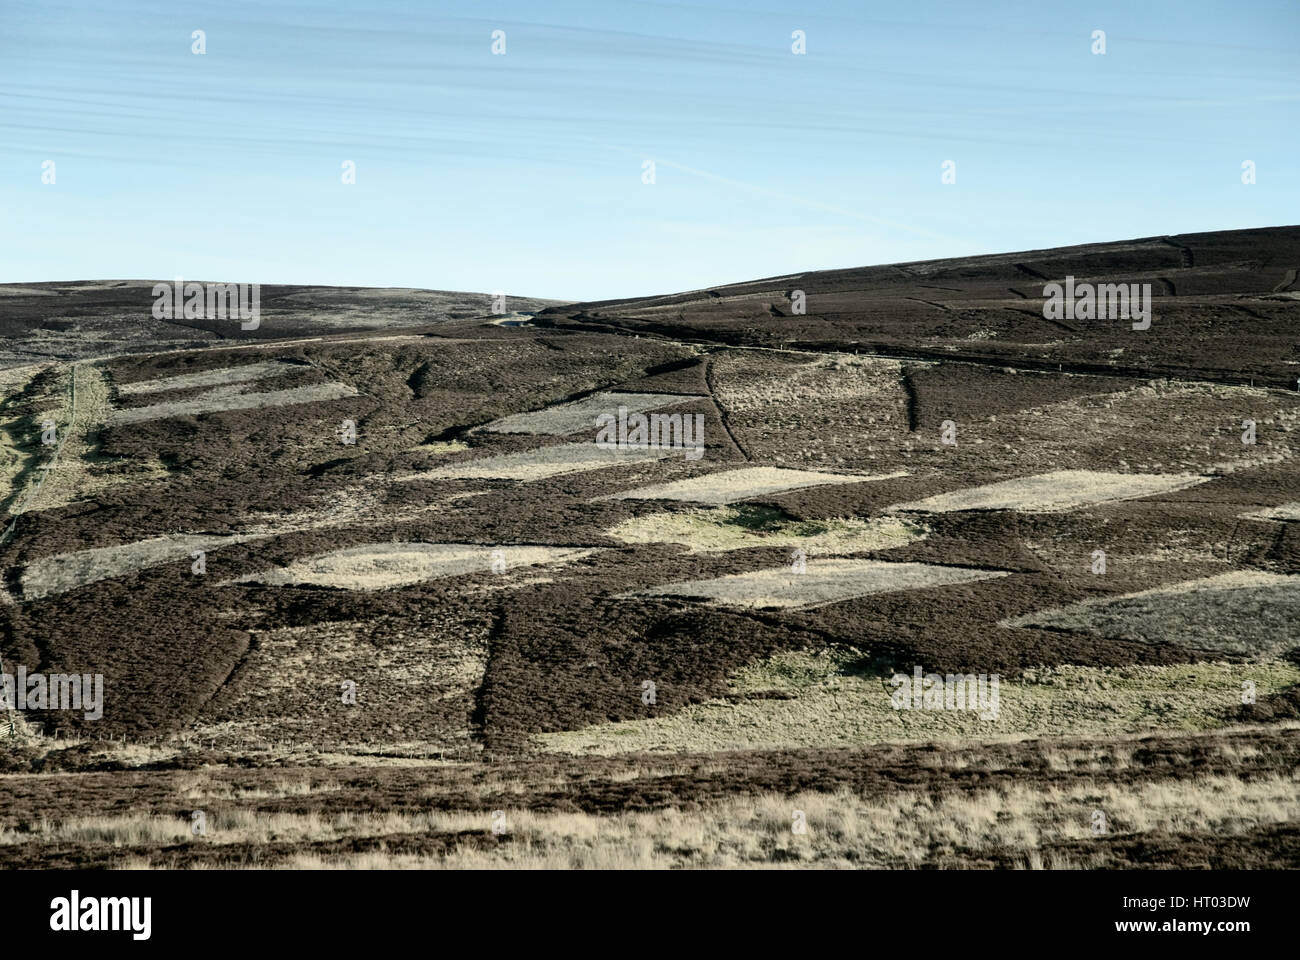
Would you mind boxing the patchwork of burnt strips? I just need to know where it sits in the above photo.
[1,226,1299,868]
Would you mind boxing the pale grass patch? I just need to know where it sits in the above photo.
[1005,571,1300,657]
[480,392,703,436]
[400,441,676,482]
[603,466,905,505]
[16,482,473,601]
[888,470,1207,514]
[238,482,469,536]
[21,531,260,600]
[106,381,357,426]
[226,542,598,591]
[408,440,469,456]
[115,361,296,396]
[1244,502,1300,522]
[617,559,1009,610]
[605,505,927,554]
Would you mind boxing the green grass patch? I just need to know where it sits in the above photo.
[539,650,1300,755]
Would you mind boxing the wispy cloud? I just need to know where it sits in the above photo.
[603,145,965,244]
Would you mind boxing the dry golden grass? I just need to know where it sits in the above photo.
[83,770,1300,869]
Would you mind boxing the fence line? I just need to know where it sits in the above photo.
[0,362,77,548]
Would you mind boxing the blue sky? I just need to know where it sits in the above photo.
[1,0,1296,300]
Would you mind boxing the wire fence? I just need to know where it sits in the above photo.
[0,362,77,548]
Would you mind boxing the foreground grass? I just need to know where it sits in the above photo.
[37,771,1288,868]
